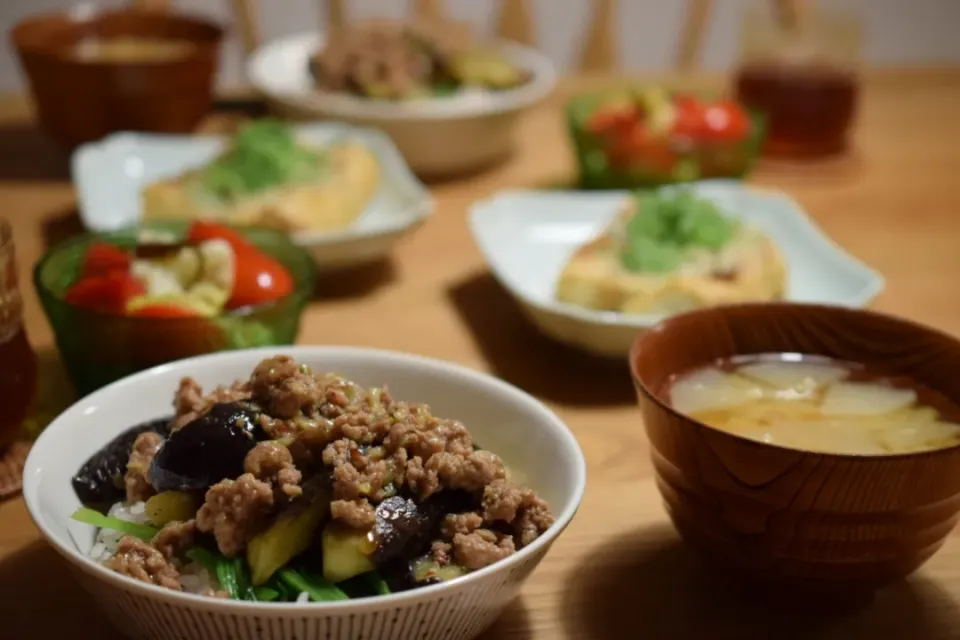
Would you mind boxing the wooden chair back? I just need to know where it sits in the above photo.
[135,0,716,72]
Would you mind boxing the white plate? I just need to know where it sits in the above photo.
[72,122,433,270]
[246,33,557,177]
[469,181,885,358]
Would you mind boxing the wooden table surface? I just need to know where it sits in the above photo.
[2,71,960,639]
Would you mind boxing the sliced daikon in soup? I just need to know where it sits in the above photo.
[875,418,960,453]
[821,381,918,416]
[738,360,849,392]
[670,368,765,414]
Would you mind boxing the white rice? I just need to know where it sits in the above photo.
[88,500,152,562]
[87,500,218,595]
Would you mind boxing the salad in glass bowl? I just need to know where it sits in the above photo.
[35,222,316,395]
[567,87,766,189]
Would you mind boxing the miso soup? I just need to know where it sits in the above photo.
[667,354,960,455]
[69,37,196,63]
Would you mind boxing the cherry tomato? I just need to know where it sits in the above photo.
[701,100,751,142]
[227,251,295,309]
[186,221,253,253]
[64,272,145,314]
[81,242,132,278]
[587,103,640,137]
[671,95,709,139]
[605,122,650,169]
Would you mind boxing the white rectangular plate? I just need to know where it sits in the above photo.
[469,180,884,357]
[72,122,433,269]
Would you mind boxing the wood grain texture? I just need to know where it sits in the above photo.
[413,0,446,22]
[10,10,223,149]
[676,0,713,70]
[496,0,535,46]
[1,70,960,638]
[577,0,617,72]
[630,303,960,599]
[229,0,261,55]
[326,0,347,30]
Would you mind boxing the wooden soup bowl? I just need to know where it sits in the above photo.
[629,303,960,602]
[11,8,223,149]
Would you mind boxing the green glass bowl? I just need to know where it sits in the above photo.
[34,223,317,396]
[566,88,766,190]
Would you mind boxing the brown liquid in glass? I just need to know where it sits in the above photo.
[735,63,859,158]
[0,225,38,449]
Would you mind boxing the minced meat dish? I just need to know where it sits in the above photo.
[70,356,554,601]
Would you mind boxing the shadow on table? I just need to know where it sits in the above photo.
[447,271,635,408]
[0,541,116,637]
[562,524,960,640]
[477,599,532,640]
[0,122,70,182]
[313,258,398,300]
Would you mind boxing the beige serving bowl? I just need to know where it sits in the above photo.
[24,346,586,640]
[247,33,557,178]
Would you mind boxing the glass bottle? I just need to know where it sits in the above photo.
[734,0,862,159]
[0,219,39,449]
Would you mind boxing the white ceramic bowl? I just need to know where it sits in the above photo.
[247,33,557,177]
[72,122,433,270]
[23,346,586,640]
[469,181,885,357]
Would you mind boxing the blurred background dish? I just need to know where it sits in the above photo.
[34,222,316,395]
[309,19,533,100]
[139,119,381,233]
[247,29,556,178]
[469,181,883,357]
[10,5,223,149]
[567,87,765,188]
[73,121,432,270]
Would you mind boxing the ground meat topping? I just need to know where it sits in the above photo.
[441,512,483,539]
[250,356,320,419]
[481,479,554,547]
[196,474,274,557]
[202,588,231,598]
[322,438,397,504]
[152,519,197,561]
[481,479,556,548]
[244,441,303,499]
[515,501,555,548]
[106,536,182,590]
[124,431,163,503]
[430,540,453,567]
[100,355,555,597]
[452,529,516,570]
[330,498,377,529]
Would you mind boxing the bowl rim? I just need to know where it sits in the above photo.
[23,345,587,611]
[32,224,318,324]
[11,7,225,61]
[629,301,960,460]
[246,32,558,121]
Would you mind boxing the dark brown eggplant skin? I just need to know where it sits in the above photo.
[72,418,171,513]
[148,402,266,492]
[373,490,476,567]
